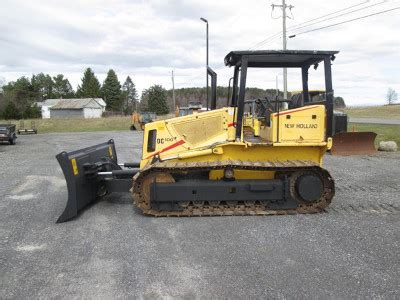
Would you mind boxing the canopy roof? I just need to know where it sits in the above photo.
[224,50,339,68]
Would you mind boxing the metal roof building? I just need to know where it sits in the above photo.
[50,98,103,119]
[37,98,106,118]
[37,99,64,118]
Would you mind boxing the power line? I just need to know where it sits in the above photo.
[254,36,283,50]
[249,34,282,50]
[288,0,387,33]
[287,0,370,30]
[174,3,398,89]
[248,0,374,50]
[249,35,278,50]
[289,6,400,37]
[173,5,399,86]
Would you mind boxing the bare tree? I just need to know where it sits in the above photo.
[386,88,398,105]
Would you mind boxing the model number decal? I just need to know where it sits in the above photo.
[157,137,176,144]
[285,124,318,129]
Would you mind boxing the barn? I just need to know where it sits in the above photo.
[50,98,103,118]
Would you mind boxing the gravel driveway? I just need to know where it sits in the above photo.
[1,131,399,298]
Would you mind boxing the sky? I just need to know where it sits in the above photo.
[0,0,399,106]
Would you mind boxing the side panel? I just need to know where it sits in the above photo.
[273,105,326,143]
[259,105,326,144]
[150,179,298,211]
[168,144,326,168]
[141,108,235,166]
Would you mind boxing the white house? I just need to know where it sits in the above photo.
[94,98,106,112]
[50,98,103,118]
[38,98,106,118]
[37,99,63,118]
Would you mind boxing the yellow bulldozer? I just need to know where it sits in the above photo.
[56,50,339,222]
[130,111,156,131]
[243,99,263,137]
[175,101,204,117]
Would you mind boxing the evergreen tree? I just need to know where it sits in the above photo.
[53,74,74,98]
[140,88,149,112]
[333,96,346,108]
[102,69,122,111]
[22,103,41,119]
[2,101,21,119]
[2,77,35,116]
[76,68,101,98]
[122,76,138,114]
[147,85,169,115]
[31,73,54,100]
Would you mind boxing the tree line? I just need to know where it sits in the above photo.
[163,87,346,111]
[0,67,348,120]
[0,68,139,119]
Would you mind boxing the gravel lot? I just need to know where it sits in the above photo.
[1,131,399,298]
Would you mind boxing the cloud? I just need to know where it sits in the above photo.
[0,0,399,105]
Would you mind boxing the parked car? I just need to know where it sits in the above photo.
[0,124,17,145]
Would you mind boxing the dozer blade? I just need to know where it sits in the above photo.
[331,132,377,156]
[56,140,119,223]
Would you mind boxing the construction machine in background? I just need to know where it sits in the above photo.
[56,50,339,222]
[290,90,377,156]
[242,99,267,137]
[130,112,156,131]
[175,101,204,117]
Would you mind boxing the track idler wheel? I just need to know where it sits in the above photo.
[138,172,175,209]
[290,171,324,204]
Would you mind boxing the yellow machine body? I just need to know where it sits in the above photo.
[130,50,335,216]
[140,105,330,172]
[56,50,338,222]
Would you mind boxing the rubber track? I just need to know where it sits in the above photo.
[131,160,335,217]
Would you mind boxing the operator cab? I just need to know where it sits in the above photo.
[224,50,338,145]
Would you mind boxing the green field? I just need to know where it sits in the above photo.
[2,109,399,151]
[349,123,400,147]
[0,114,176,134]
[343,105,400,119]
[1,116,132,133]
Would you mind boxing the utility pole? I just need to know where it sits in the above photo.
[171,70,176,111]
[200,17,209,110]
[271,0,293,106]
